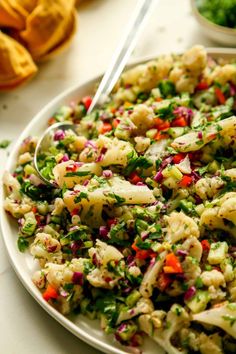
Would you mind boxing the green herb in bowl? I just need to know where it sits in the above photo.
[196,0,236,28]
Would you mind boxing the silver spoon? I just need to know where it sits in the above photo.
[34,0,156,186]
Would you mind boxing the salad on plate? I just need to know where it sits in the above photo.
[3,45,236,354]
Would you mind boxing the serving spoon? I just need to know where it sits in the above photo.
[34,0,156,186]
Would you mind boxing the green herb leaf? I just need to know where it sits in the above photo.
[17,237,29,252]
[0,139,11,149]
[65,171,91,177]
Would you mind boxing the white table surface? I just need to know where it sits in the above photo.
[0,0,219,353]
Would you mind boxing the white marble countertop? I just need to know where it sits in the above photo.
[0,0,218,353]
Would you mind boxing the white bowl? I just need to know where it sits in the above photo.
[191,0,236,47]
[1,48,236,354]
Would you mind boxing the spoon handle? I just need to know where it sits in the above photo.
[87,0,156,113]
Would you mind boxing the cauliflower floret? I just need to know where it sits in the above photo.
[200,207,236,237]
[129,104,155,135]
[229,279,236,301]
[208,285,226,302]
[218,195,236,225]
[201,270,226,288]
[30,232,62,266]
[128,266,141,277]
[117,56,173,93]
[181,236,202,262]
[208,64,236,85]
[139,251,167,298]
[195,177,224,200]
[88,239,123,267]
[175,76,198,94]
[180,329,223,354]
[220,259,234,283]
[86,267,120,289]
[115,87,137,102]
[182,45,207,75]
[3,171,21,197]
[182,256,201,287]
[32,270,46,289]
[18,152,33,165]
[224,168,236,181]
[134,136,151,153]
[51,198,65,216]
[171,115,236,152]
[198,333,223,354]
[43,258,86,289]
[164,211,200,244]
[193,302,236,339]
[139,304,189,354]
[4,196,32,218]
[96,136,135,167]
[71,135,87,152]
[116,298,154,324]
[19,136,38,154]
[53,160,102,188]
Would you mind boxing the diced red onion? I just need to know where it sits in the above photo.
[176,249,188,257]
[150,257,156,267]
[47,245,57,253]
[69,225,80,232]
[117,323,127,333]
[230,82,236,96]
[197,131,203,139]
[95,154,104,162]
[136,182,145,186]
[184,286,196,301]
[127,255,135,265]
[71,241,82,254]
[72,272,83,285]
[60,288,69,297]
[161,156,173,169]
[61,154,69,162]
[154,171,163,182]
[123,287,132,294]
[46,214,51,224]
[174,106,193,120]
[54,130,65,141]
[191,171,201,182]
[99,226,109,238]
[102,170,113,178]
[194,195,202,205]
[141,231,149,240]
[83,179,89,186]
[18,218,24,226]
[85,140,97,149]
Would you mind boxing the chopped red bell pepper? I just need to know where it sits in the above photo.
[81,96,92,111]
[99,122,113,134]
[107,218,117,228]
[201,239,210,251]
[215,87,226,104]
[43,284,58,301]
[173,153,186,164]
[112,119,120,128]
[171,117,187,127]
[158,272,172,291]
[32,206,37,213]
[179,175,193,187]
[129,172,142,185]
[71,208,79,216]
[154,131,169,140]
[195,81,208,91]
[48,117,57,126]
[163,253,183,273]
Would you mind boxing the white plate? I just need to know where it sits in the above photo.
[1,48,236,354]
